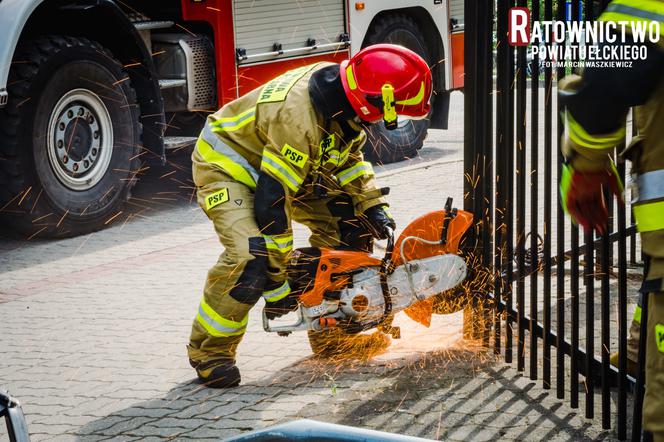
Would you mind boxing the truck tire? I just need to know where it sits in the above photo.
[0,36,141,238]
[362,14,432,164]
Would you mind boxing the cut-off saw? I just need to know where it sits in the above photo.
[263,197,473,338]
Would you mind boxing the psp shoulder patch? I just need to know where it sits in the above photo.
[205,188,229,210]
[280,144,308,168]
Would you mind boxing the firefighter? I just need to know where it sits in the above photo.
[558,0,664,438]
[187,44,433,388]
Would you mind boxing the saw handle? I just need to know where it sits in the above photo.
[380,226,395,274]
[262,305,308,333]
[379,227,395,322]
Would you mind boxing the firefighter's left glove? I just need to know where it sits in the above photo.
[264,281,299,320]
[560,161,624,236]
[362,205,396,240]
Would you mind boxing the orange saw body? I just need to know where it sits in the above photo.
[262,198,473,336]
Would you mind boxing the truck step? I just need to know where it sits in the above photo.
[164,136,197,151]
[158,79,186,89]
[134,20,174,31]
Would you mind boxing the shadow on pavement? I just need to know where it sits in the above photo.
[74,345,611,441]
[0,147,199,270]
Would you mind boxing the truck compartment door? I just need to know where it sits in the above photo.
[233,0,348,65]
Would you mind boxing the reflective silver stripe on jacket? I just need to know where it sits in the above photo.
[201,124,260,184]
[636,168,664,203]
[262,281,292,302]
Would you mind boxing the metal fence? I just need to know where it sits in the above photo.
[462,0,644,439]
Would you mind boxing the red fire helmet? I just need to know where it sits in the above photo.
[340,44,432,129]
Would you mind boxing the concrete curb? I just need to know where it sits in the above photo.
[375,156,464,179]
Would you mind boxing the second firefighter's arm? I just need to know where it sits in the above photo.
[560,38,664,170]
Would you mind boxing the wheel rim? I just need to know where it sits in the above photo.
[47,89,113,191]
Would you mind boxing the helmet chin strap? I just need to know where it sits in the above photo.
[353,116,372,128]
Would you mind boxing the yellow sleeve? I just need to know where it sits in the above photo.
[559,75,624,172]
[335,139,387,214]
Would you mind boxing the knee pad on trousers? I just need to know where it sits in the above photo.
[228,236,268,305]
[255,174,288,235]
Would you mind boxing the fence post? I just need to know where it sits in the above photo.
[462,0,493,341]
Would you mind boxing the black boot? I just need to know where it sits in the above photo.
[191,359,241,388]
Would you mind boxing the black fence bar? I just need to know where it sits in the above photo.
[570,0,583,412]
[632,291,648,442]
[571,224,580,409]
[617,159,628,440]
[494,0,511,355]
[481,1,494,347]
[601,211,611,429]
[528,0,540,382]
[542,0,554,391]
[584,229,595,419]
[515,0,528,374]
[555,0,567,401]
[614,121,629,437]
[504,0,516,364]
[629,117,638,266]
[555,121,566,400]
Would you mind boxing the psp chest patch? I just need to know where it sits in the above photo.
[205,188,229,210]
[280,144,308,168]
[319,134,335,151]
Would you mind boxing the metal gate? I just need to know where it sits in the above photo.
[462,1,644,439]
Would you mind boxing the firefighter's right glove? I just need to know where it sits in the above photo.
[264,282,299,320]
[362,205,396,240]
[560,161,624,236]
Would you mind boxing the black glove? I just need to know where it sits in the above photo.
[264,282,299,320]
[362,205,396,240]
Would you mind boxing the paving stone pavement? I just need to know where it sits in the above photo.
[0,140,629,441]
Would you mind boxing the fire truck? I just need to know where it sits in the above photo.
[0,0,465,237]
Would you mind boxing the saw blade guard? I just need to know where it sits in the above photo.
[393,203,474,326]
[392,208,474,267]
